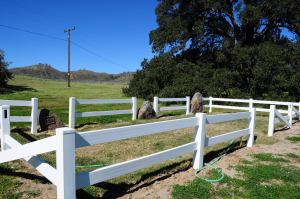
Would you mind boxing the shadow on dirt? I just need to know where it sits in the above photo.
[77,137,257,199]
[0,127,258,199]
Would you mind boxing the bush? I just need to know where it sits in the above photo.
[0,50,13,93]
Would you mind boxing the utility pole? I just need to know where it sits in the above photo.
[64,26,75,87]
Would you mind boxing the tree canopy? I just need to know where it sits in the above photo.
[0,50,13,93]
[124,0,300,101]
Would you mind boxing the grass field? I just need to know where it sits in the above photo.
[2,75,136,128]
[0,75,293,198]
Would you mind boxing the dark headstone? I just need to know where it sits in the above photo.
[39,109,65,131]
[191,92,204,113]
[138,101,156,119]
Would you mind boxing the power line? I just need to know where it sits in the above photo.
[70,41,123,67]
[0,24,126,69]
[0,24,66,42]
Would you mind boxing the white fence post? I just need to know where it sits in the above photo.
[268,105,276,137]
[186,96,190,115]
[249,98,253,111]
[209,96,212,113]
[132,97,137,120]
[193,112,206,170]
[69,97,76,128]
[247,108,256,147]
[153,96,159,115]
[288,103,293,126]
[31,98,38,134]
[0,105,11,151]
[56,127,76,199]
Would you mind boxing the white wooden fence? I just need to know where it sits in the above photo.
[0,105,255,199]
[0,98,38,134]
[267,104,300,136]
[205,97,300,136]
[68,97,137,128]
[153,96,190,115]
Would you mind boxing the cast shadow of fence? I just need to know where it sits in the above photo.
[77,138,255,199]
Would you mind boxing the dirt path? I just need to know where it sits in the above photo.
[119,123,300,199]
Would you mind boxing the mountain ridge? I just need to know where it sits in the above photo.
[10,64,133,83]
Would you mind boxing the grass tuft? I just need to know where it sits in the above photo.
[252,153,290,163]
[286,136,300,143]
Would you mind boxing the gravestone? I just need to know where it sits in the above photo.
[39,108,65,131]
[138,101,156,119]
[191,92,204,113]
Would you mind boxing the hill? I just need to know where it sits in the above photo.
[10,64,133,83]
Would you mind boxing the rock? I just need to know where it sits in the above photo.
[138,101,156,119]
[191,92,204,113]
[39,108,65,132]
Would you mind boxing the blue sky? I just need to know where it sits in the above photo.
[0,0,158,73]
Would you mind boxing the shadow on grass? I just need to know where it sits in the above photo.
[76,122,99,129]
[1,128,257,199]
[0,164,51,184]
[1,84,36,94]
[77,137,256,199]
[11,128,37,142]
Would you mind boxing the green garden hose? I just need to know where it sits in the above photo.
[195,139,236,183]
[76,163,111,168]
[76,140,237,183]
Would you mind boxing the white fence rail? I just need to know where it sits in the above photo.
[206,96,300,113]
[0,98,38,134]
[0,105,256,198]
[68,97,137,128]
[204,96,300,136]
[267,104,300,136]
[153,96,190,115]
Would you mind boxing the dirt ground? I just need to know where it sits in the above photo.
[6,123,300,199]
[120,123,300,199]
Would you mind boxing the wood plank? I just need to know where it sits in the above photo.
[277,110,288,114]
[274,110,292,128]
[211,105,249,111]
[10,116,31,122]
[292,107,300,117]
[0,136,57,164]
[159,98,186,102]
[76,142,197,189]
[76,110,131,117]
[76,99,131,105]
[4,135,57,185]
[76,117,198,148]
[160,106,186,111]
[206,128,250,147]
[252,100,292,106]
[0,100,32,107]
[206,112,250,124]
[211,98,249,103]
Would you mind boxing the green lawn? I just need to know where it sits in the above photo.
[1,75,136,128]
[0,75,290,198]
[172,153,300,199]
